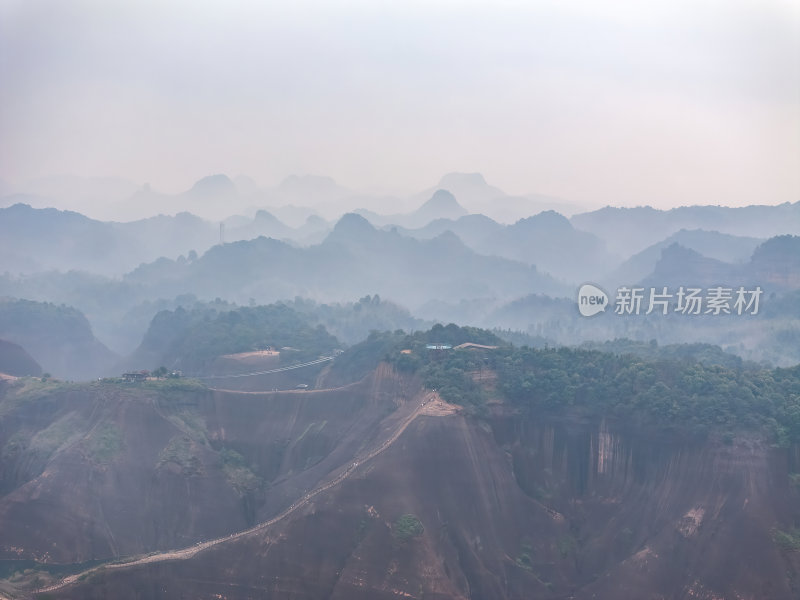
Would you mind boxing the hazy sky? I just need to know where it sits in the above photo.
[1,0,798,208]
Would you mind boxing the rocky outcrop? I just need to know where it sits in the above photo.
[1,369,797,598]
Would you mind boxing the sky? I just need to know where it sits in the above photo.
[1,0,798,208]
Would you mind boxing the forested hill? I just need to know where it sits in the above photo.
[123,214,569,306]
[492,346,800,443]
[0,338,42,377]
[0,298,116,380]
[329,324,800,444]
[125,303,340,375]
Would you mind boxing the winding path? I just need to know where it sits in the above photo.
[37,390,446,595]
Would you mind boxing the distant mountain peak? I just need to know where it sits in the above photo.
[429,229,466,249]
[412,190,468,225]
[751,235,800,266]
[420,189,463,211]
[188,174,236,196]
[327,213,377,243]
[515,210,571,229]
[438,172,488,188]
[254,209,283,224]
[334,212,373,228]
[659,242,705,262]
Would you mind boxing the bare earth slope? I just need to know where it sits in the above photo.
[40,409,800,600]
[0,365,797,599]
[0,365,406,566]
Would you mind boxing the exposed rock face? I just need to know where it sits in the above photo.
[0,366,405,564]
[493,416,796,599]
[1,370,797,598]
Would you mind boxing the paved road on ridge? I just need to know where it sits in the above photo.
[197,356,334,380]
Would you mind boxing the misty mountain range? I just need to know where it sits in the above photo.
[572,202,800,256]
[1,171,799,374]
[1,171,579,224]
[2,173,798,284]
[603,229,766,289]
[121,212,569,309]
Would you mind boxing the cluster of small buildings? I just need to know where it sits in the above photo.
[122,370,149,382]
[121,369,182,382]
